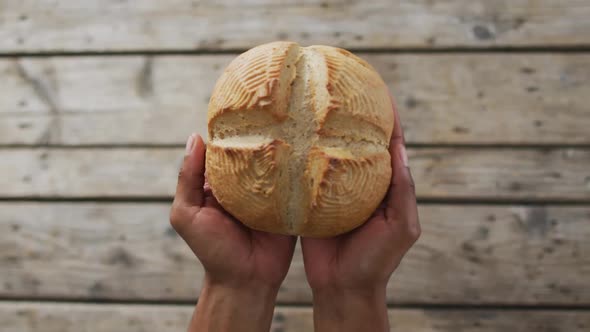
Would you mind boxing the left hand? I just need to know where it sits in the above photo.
[170,133,297,331]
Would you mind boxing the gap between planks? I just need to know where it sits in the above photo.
[2,46,590,57]
[1,198,590,206]
[2,298,590,311]
[3,144,590,149]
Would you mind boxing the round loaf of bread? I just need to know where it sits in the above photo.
[206,41,394,237]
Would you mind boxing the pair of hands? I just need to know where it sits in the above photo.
[170,104,420,331]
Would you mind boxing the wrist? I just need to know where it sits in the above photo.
[203,272,280,300]
[312,286,389,332]
[199,274,279,314]
[189,275,279,332]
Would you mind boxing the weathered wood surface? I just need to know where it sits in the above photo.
[1,203,588,304]
[1,54,589,145]
[1,148,589,200]
[1,0,590,52]
[2,302,589,332]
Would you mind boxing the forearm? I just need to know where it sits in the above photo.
[189,277,278,332]
[312,287,389,332]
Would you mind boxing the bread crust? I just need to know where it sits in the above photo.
[206,138,292,234]
[206,42,393,237]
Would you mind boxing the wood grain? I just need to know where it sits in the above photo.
[1,148,589,200]
[410,148,590,201]
[1,1,589,52]
[1,203,588,304]
[1,54,589,145]
[1,302,589,332]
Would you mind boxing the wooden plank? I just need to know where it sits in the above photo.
[1,54,589,145]
[1,1,589,52]
[1,203,588,304]
[410,148,590,201]
[1,302,589,332]
[1,148,589,200]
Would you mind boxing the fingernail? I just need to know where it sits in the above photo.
[399,144,408,167]
[185,134,196,155]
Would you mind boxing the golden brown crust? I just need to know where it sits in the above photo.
[300,146,392,237]
[205,139,293,234]
[310,45,393,145]
[207,42,300,140]
[206,42,394,237]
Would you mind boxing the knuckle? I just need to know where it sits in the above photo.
[407,221,421,241]
[169,204,184,231]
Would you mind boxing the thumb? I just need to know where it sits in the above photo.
[174,134,206,208]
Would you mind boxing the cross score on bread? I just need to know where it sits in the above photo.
[206,42,394,237]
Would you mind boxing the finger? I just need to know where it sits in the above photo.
[174,134,207,208]
[386,164,420,238]
[202,155,224,209]
[204,172,211,192]
[389,93,405,147]
[386,93,411,214]
[385,97,421,241]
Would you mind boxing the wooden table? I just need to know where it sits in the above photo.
[1,1,589,331]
